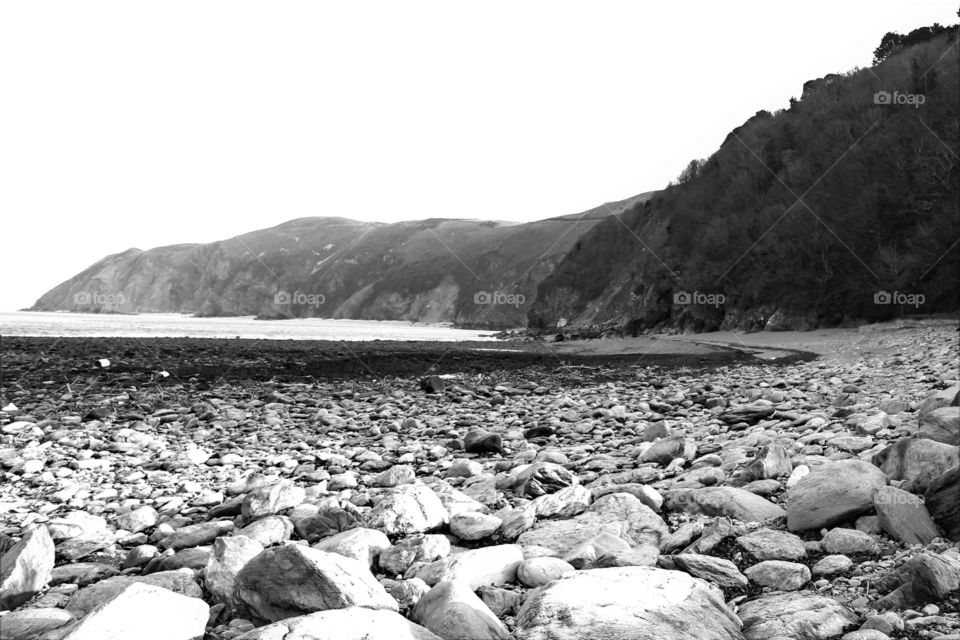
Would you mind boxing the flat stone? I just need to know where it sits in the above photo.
[0,607,75,638]
[736,528,806,561]
[666,486,786,523]
[738,593,858,640]
[813,554,853,576]
[515,566,742,640]
[821,528,880,555]
[235,608,442,640]
[518,493,668,555]
[161,520,234,550]
[744,560,811,591]
[666,554,748,588]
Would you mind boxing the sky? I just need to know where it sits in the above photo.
[1,1,957,311]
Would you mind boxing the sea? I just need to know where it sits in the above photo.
[0,311,498,342]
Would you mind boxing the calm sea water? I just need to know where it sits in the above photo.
[0,312,498,341]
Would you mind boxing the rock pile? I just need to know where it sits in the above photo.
[0,322,958,639]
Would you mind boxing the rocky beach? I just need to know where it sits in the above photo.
[1,320,958,640]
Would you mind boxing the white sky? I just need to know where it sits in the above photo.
[1,1,956,311]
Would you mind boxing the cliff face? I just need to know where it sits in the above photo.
[32,196,652,328]
[530,31,960,333]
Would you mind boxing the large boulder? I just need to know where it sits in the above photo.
[738,593,857,640]
[61,582,208,640]
[518,493,668,555]
[233,543,397,623]
[514,566,742,640]
[786,459,887,532]
[235,608,441,640]
[0,526,55,611]
[666,487,785,523]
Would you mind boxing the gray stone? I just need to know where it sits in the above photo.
[666,486,785,523]
[233,544,398,623]
[871,438,958,492]
[873,486,940,545]
[412,580,509,640]
[518,493,668,555]
[413,544,522,590]
[786,459,887,532]
[517,557,575,587]
[515,566,742,640]
[738,593,858,640]
[821,528,880,555]
[0,527,55,611]
[365,484,447,536]
[161,520,234,550]
[0,607,74,639]
[313,527,391,568]
[736,528,806,561]
[241,480,306,520]
[924,465,960,541]
[61,582,208,640]
[66,568,203,617]
[919,406,960,445]
[204,536,264,611]
[234,608,442,640]
[744,560,811,591]
[666,554,748,588]
[379,534,450,576]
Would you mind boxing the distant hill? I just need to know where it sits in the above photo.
[30,194,653,328]
[530,27,959,333]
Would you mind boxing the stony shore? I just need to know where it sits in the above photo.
[0,321,958,640]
